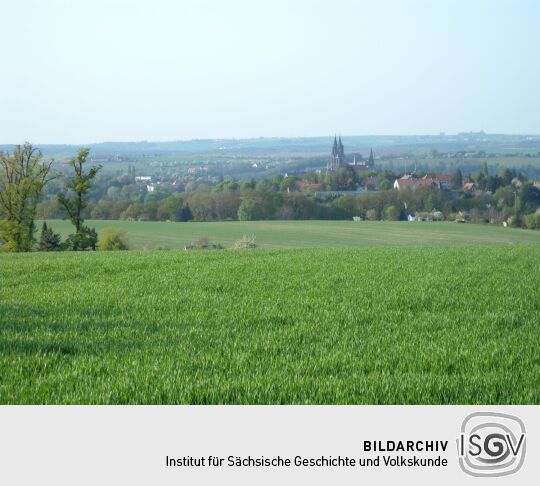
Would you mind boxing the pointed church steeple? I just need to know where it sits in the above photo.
[368,148,374,167]
[332,135,338,156]
[338,136,345,164]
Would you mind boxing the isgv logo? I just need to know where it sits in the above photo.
[457,412,526,477]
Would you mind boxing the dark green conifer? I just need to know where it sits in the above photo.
[38,221,62,251]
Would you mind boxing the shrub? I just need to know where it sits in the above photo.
[184,236,223,251]
[366,209,378,221]
[98,228,129,251]
[233,235,257,249]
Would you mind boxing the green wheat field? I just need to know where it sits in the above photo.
[1,221,540,404]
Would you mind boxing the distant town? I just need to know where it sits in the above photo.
[6,134,532,230]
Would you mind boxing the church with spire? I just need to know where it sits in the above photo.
[328,135,375,172]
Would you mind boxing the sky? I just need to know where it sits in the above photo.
[1,0,539,144]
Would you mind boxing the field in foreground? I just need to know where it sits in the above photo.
[1,246,539,404]
[42,219,540,249]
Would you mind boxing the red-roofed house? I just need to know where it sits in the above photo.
[393,175,434,190]
[463,182,477,194]
[429,174,453,189]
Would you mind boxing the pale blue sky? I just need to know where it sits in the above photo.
[1,0,539,143]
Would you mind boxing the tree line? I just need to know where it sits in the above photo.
[37,166,540,227]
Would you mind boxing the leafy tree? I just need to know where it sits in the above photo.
[334,167,358,190]
[523,209,540,229]
[378,179,392,191]
[38,221,62,251]
[237,199,261,221]
[91,199,114,219]
[186,191,218,221]
[384,205,401,221]
[279,193,318,219]
[106,186,121,200]
[323,173,339,191]
[493,186,514,209]
[144,191,168,203]
[213,179,239,192]
[255,178,279,192]
[120,203,144,220]
[156,196,193,221]
[0,143,54,252]
[213,192,241,220]
[238,192,279,220]
[239,178,256,191]
[57,149,101,250]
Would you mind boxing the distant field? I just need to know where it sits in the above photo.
[1,246,539,404]
[42,219,540,249]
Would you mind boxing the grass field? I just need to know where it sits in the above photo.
[1,245,539,404]
[42,219,540,249]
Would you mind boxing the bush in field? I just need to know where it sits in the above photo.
[98,228,129,251]
[366,209,378,221]
[233,234,257,249]
[184,236,223,251]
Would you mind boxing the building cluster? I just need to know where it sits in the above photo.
[327,137,478,193]
[393,174,471,191]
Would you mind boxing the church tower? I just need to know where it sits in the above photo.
[368,148,375,168]
[329,135,345,171]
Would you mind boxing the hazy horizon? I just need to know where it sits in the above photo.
[2,0,540,144]
[4,131,540,149]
